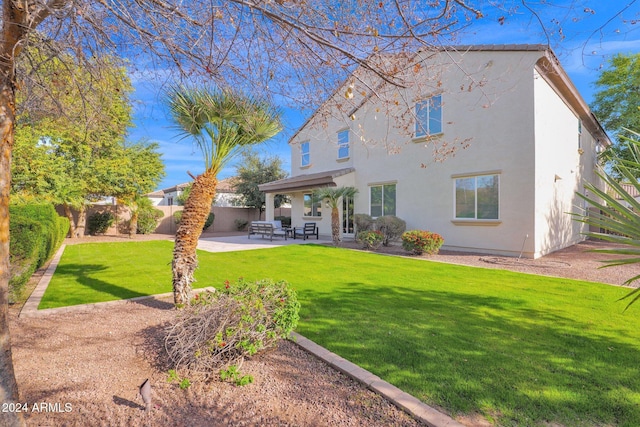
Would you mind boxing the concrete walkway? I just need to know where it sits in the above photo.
[19,237,464,427]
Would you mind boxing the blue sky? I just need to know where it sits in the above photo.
[128,1,640,191]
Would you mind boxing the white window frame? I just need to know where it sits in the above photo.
[453,174,500,220]
[301,141,310,167]
[415,94,443,138]
[337,129,349,159]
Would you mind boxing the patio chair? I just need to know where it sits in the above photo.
[294,222,319,240]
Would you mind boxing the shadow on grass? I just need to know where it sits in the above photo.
[41,263,148,308]
[298,283,640,426]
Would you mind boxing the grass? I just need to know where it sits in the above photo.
[41,240,640,426]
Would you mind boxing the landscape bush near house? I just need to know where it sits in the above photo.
[401,230,444,255]
[87,211,115,235]
[174,211,215,231]
[9,203,69,301]
[274,216,291,227]
[136,206,163,234]
[164,278,300,381]
[375,215,406,246]
[354,213,374,233]
[234,218,249,231]
[356,230,384,250]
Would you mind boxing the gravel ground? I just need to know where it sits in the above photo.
[8,234,639,426]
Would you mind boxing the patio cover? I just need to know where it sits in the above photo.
[258,167,355,193]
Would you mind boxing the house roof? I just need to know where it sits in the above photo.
[149,177,238,197]
[147,190,164,198]
[258,167,355,193]
[618,183,640,199]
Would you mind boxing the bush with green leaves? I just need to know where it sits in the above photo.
[274,216,291,226]
[9,203,69,301]
[174,210,215,231]
[137,207,163,234]
[375,215,406,246]
[356,229,384,250]
[354,213,374,233]
[164,278,300,380]
[203,212,215,231]
[87,211,115,235]
[234,218,249,231]
[401,230,444,255]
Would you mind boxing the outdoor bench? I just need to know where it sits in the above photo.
[248,221,287,241]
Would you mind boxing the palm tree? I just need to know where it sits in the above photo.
[573,129,640,308]
[313,186,358,246]
[167,87,282,305]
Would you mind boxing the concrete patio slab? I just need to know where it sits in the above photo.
[197,233,331,253]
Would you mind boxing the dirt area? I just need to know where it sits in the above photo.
[7,234,639,426]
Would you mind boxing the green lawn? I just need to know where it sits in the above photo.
[41,240,640,426]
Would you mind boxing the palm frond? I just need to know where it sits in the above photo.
[573,128,640,309]
[313,186,358,209]
[166,86,282,174]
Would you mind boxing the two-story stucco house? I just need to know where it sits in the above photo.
[259,44,610,258]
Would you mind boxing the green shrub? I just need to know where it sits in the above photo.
[174,210,215,231]
[274,216,291,227]
[375,215,406,246]
[354,213,374,233]
[401,230,444,255]
[203,213,215,231]
[173,210,183,224]
[234,218,249,231]
[164,278,300,380]
[137,207,163,234]
[356,229,384,250]
[87,211,114,235]
[9,203,69,302]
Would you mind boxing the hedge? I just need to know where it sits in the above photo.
[9,203,69,301]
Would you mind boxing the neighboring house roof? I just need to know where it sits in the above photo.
[147,190,164,198]
[288,44,611,148]
[217,177,238,193]
[259,167,355,193]
[618,183,640,199]
[148,177,238,197]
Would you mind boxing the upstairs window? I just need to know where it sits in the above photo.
[301,141,310,167]
[455,174,499,220]
[303,193,322,217]
[337,129,349,159]
[370,184,396,217]
[578,119,583,151]
[415,95,443,138]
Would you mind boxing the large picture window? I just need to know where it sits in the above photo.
[337,129,349,159]
[301,141,310,167]
[303,193,322,217]
[415,95,442,138]
[455,174,499,219]
[370,184,396,217]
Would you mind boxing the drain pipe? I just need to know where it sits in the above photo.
[518,234,529,261]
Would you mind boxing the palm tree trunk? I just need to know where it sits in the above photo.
[331,206,340,246]
[129,210,138,238]
[172,171,217,305]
